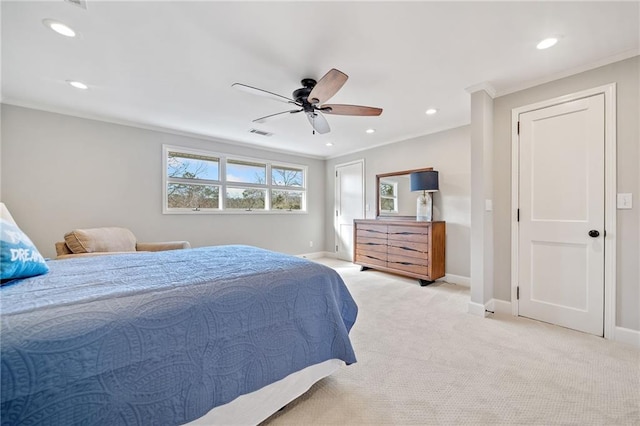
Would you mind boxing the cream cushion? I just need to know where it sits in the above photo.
[64,227,137,254]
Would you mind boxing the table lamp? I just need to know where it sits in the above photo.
[410,170,439,221]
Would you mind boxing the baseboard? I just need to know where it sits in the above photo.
[614,326,640,348]
[468,301,488,317]
[442,273,470,287]
[486,298,512,314]
[298,251,334,259]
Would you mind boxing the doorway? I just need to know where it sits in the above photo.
[511,84,616,337]
[335,160,365,261]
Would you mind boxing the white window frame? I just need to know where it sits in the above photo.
[163,145,308,214]
[379,179,399,214]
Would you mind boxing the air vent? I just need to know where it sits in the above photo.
[249,129,273,137]
[64,0,87,9]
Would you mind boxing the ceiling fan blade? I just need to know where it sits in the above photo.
[307,69,348,105]
[253,109,303,123]
[232,83,295,104]
[321,104,383,116]
[306,111,330,134]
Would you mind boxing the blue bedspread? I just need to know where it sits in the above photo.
[1,245,357,425]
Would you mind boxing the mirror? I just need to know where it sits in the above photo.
[376,167,433,219]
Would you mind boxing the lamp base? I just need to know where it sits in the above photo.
[416,192,433,222]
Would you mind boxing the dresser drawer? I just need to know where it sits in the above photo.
[356,236,388,253]
[355,250,387,268]
[356,224,387,239]
[387,240,429,260]
[388,252,428,267]
[387,225,429,243]
[387,259,430,276]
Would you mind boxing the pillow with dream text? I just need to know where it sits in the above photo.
[1,218,49,283]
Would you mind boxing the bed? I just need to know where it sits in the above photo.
[0,245,358,425]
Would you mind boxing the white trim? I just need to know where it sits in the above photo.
[613,327,640,349]
[442,273,470,287]
[468,301,488,317]
[496,48,638,97]
[465,82,497,98]
[486,299,512,315]
[334,159,365,260]
[510,83,617,339]
[2,99,326,160]
[297,251,334,260]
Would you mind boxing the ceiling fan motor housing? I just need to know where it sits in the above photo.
[293,79,318,111]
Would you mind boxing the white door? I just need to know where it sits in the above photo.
[518,94,605,336]
[335,160,364,261]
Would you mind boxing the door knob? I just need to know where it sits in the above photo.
[588,230,600,238]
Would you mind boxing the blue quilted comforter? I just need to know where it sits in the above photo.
[0,245,357,425]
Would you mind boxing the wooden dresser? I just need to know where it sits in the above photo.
[353,219,445,286]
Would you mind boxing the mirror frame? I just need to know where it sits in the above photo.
[376,167,433,219]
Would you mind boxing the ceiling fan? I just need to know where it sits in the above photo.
[232,68,382,135]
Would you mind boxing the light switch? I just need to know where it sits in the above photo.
[365,203,370,212]
[617,193,632,209]
[485,199,493,212]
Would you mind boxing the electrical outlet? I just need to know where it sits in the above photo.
[309,241,313,248]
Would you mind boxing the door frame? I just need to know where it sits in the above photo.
[334,159,365,260]
[510,83,617,339]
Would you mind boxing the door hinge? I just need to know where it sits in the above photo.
[517,208,520,222]
[336,171,338,178]
[336,210,338,217]
[516,286,520,300]
[335,245,339,252]
[517,121,520,135]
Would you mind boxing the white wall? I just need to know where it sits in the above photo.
[493,56,639,331]
[325,126,471,278]
[0,106,326,259]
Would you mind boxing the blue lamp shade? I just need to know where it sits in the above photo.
[410,171,439,192]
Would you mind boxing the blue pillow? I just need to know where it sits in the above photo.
[1,218,49,283]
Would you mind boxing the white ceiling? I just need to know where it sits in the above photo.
[2,1,639,159]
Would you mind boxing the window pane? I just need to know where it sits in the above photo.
[272,166,303,187]
[227,160,266,184]
[380,198,396,212]
[168,183,219,208]
[380,183,395,196]
[271,190,303,210]
[167,152,219,181]
[226,187,266,209]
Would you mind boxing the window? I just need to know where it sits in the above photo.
[166,151,221,210]
[379,180,398,213]
[163,146,307,213]
[271,166,304,211]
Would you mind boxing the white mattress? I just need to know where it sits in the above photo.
[184,358,342,425]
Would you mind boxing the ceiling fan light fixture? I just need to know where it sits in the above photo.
[43,19,76,37]
[366,128,376,134]
[536,37,558,50]
[425,108,438,115]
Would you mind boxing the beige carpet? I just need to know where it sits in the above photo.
[262,258,640,425]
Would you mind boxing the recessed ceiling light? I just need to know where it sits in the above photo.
[425,108,438,115]
[43,19,76,37]
[365,129,375,134]
[325,142,334,146]
[536,37,558,50]
[67,80,88,90]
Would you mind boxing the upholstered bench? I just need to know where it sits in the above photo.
[55,227,190,259]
